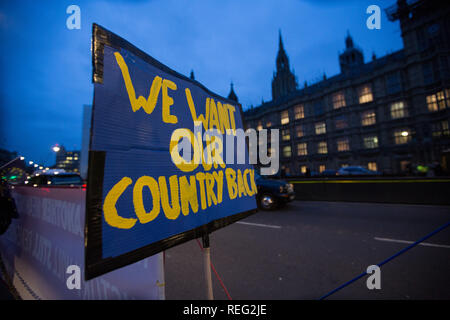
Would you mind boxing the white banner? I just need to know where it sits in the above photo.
[0,186,164,300]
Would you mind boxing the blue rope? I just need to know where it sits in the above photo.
[319,220,450,300]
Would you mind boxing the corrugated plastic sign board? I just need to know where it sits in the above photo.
[85,24,258,280]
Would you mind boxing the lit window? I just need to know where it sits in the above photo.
[256,120,263,131]
[281,110,290,125]
[332,91,346,109]
[394,129,411,144]
[281,129,291,141]
[427,94,438,111]
[300,165,308,174]
[432,120,450,137]
[282,146,292,158]
[295,125,304,138]
[361,110,376,126]
[335,116,348,130]
[427,89,450,112]
[390,101,407,119]
[337,138,350,152]
[358,85,373,104]
[368,162,377,171]
[317,141,328,154]
[438,91,446,110]
[319,165,326,173]
[363,136,378,149]
[297,143,308,156]
[294,105,305,119]
[315,122,326,135]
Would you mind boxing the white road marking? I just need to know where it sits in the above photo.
[374,237,450,249]
[236,221,282,229]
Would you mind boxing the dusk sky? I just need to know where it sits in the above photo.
[0,0,403,166]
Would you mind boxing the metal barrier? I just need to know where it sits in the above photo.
[289,178,450,205]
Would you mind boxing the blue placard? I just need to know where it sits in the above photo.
[85,24,257,279]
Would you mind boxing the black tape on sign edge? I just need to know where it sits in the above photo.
[85,23,258,280]
[84,150,106,280]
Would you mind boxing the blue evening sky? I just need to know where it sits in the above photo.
[0,0,402,165]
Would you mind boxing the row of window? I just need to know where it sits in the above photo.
[294,162,378,175]
[278,105,403,141]
[251,88,450,130]
[257,100,410,131]
[275,120,448,145]
[330,85,374,108]
[280,129,414,158]
[286,158,442,175]
[278,87,372,125]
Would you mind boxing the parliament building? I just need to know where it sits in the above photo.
[242,0,450,175]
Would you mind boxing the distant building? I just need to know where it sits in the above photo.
[54,145,80,173]
[243,0,450,175]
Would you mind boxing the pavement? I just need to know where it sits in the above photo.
[164,201,450,300]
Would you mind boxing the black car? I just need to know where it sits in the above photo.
[255,172,295,210]
[320,169,337,177]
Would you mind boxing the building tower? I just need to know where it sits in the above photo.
[339,32,364,74]
[271,31,297,100]
[227,82,238,102]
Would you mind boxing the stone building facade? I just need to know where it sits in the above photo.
[243,0,450,175]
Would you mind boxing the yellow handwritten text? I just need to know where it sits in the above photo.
[103,169,257,229]
[114,52,178,124]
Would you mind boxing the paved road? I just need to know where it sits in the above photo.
[165,201,450,300]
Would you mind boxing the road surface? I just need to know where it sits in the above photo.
[165,201,450,300]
